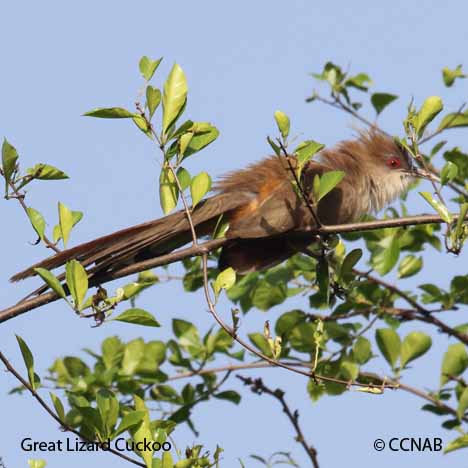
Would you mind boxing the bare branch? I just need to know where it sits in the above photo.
[237,375,320,468]
[200,254,398,391]
[168,361,467,424]
[356,269,468,345]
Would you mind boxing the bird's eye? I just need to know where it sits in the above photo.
[386,157,401,169]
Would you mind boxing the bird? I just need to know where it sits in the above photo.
[10,129,432,283]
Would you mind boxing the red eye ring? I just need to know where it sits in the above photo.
[386,157,401,169]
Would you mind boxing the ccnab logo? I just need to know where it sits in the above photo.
[389,438,442,452]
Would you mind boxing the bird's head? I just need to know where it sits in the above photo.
[355,128,437,180]
[321,128,438,213]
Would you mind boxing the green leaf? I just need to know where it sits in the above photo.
[97,389,119,437]
[438,110,468,131]
[83,107,136,118]
[441,343,468,386]
[139,56,162,81]
[121,338,145,375]
[419,192,452,223]
[251,280,287,311]
[214,390,241,405]
[457,387,468,420]
[274,110,290,139]
[26,207,46,241]
[345,73,372,91]
[340,248,362,282]
[171,120,194,140]
[53,210,83,243]
[442,65,465,87]
[178,132,193,156]
[307,378,325,402]
[133,115,151,136]
[352,337,372,365]
[65,260,88,311]
[317,171,345,201]
[444,147,468,183]
[146,86,161,118]
[248,333,272,356]
[430,140,447,156]
[26,163,69,180]
[440,161,458,185]
[288,322,317,353]
[213,267,236,298]
[375,328,401,369]
[267,136,281,156]
[172,319,202,357]
[372,234,400,275]
[111,308,160,327]
[182,123,219,158]
[371,93,398,115]
[58,201,74,247]
[2,138,19,183]
[34,268,66,299]
[398,255,423,279]
[176,167,191,191]
[16,335,37,390]
[313,174,320,202]
[415,96,443,138]
[312,62,345,91]
[159,166,178,214]
[131,395,154,468]
[152,384,181,403]
[275,310,307,336]
[400,332,432,367]
[316,257,330,304]
[27,460,47,468]
[294,140,325,167]
[190,172,211,208]
[162,63,188,137]
[444,434,468,454]
[49,392,65,421]
[454,203,468,239]
[162,452,174,468]
[113,410,146,437]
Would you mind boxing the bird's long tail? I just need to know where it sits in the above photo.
[10,192,251,282]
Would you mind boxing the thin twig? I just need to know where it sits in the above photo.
[276,139,322,228]
[200,253,398,390]
[310,94,389,136]
[237,375,320,468]
[7,179,61,253]
[166,361,467,424]
[355,269,468,345]
[354,268,429,314]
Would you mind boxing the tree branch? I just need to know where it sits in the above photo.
[199,254,398,391]
[356,269,468,345]
[167,361,468,424]
[1,213,466,324]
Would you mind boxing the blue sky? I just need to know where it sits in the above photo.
[1,1,467,467]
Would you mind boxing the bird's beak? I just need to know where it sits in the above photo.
[409,167,440,182]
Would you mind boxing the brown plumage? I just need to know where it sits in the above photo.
[11,129,428,282]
